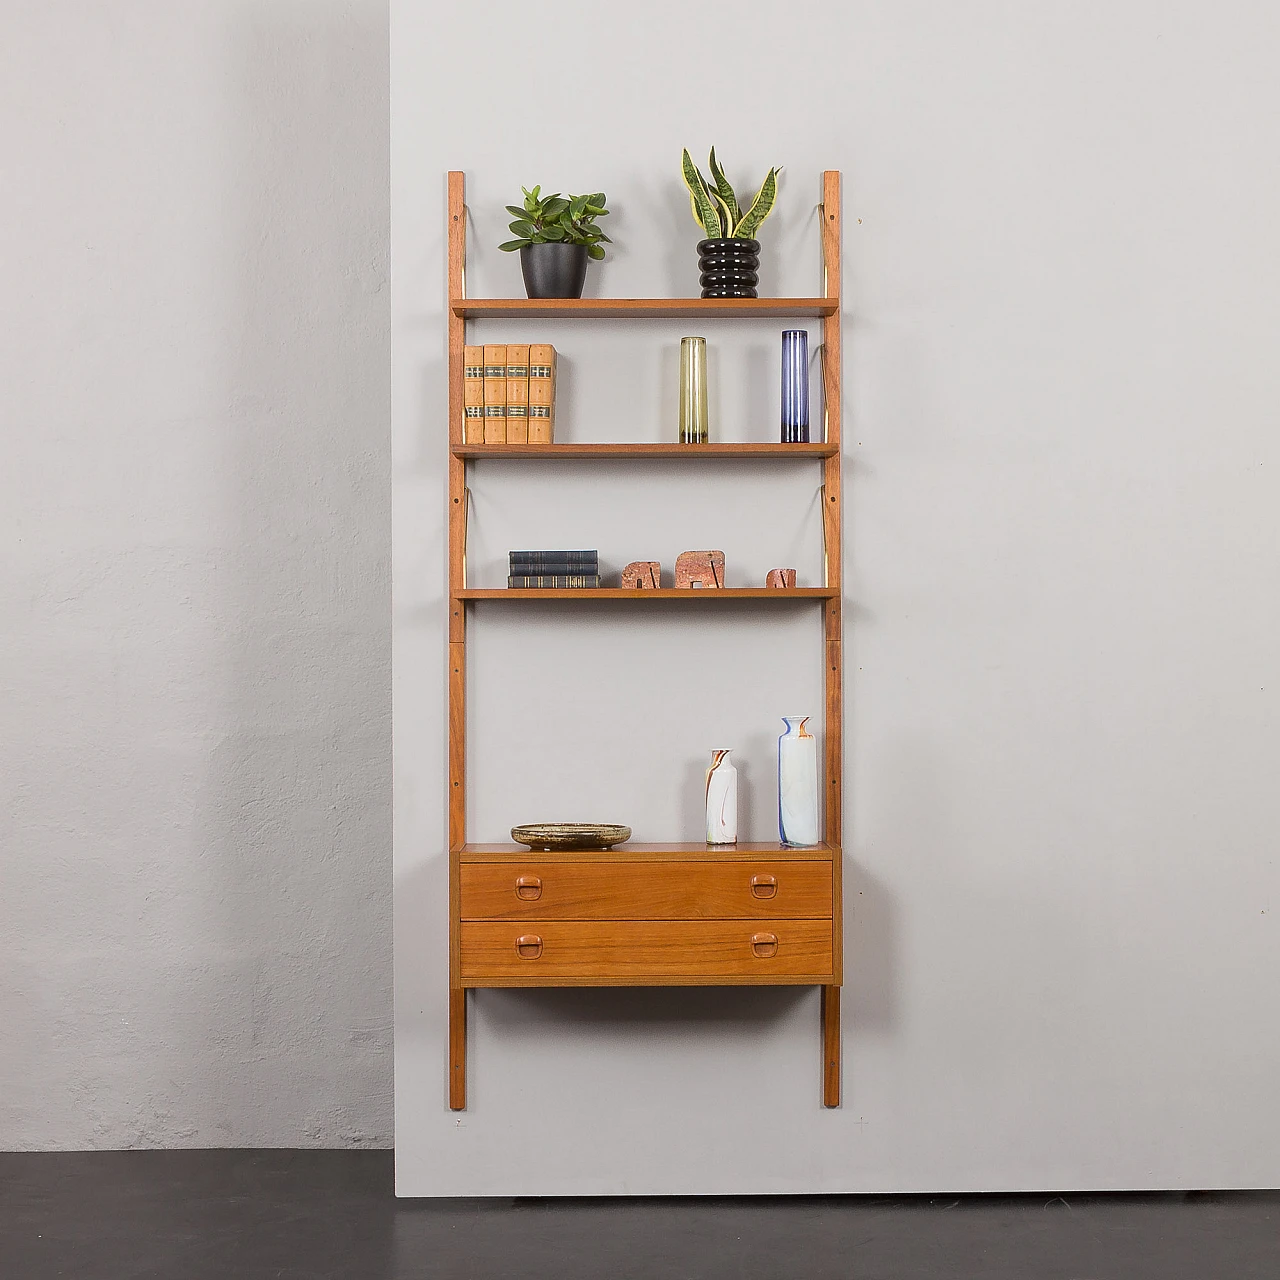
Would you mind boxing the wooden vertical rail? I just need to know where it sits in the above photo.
[447,171,468,1110]
[821,985,841,1104]
[820,169,844,1108]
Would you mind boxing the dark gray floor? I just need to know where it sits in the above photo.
[0,1151,1276,1280]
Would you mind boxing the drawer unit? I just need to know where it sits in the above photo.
[460,859,833,921]
[459,918,835,985]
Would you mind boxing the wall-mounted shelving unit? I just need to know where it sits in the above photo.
[446,169,844,1110]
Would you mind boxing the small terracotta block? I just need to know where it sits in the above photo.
[675,550,725,590]
[766,568,797,588]
[622,560,662,589]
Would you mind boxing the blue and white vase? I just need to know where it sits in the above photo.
[778,717,819,846]
[705,749,738,844]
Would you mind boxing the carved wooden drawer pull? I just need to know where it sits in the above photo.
[750,873,778,899]
[515,875,543,901]
[751,932,779,959]
[515,934,543,960]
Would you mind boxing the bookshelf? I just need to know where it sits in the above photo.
[452,442,839,459]
[456,588,838,601]
[446,170,844,1109]
[451,297,839,319]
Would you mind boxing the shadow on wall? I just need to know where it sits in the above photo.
[191,1,391,1147]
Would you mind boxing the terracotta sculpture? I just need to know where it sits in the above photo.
[674,550,725,589]
[621,560,662,589]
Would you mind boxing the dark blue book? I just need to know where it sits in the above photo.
[509,550,598,569]
[504,563,593,578]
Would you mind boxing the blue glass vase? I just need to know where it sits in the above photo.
[781,330,809,443]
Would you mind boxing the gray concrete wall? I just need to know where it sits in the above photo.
[1,1,391,1149]
[394,0,1280,1193]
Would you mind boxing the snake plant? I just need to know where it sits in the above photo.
[681,148,781,241]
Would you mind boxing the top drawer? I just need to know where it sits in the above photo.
[460,859,833,920]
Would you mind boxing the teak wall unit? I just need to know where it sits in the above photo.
[446,170,844,1109]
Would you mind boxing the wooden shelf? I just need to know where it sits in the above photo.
[460,842,838,862]
[452,297,839,319]
[456,588,837,601]
[444,169,846,1111]
[453,442,838,459]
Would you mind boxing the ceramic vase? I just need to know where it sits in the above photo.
[705,749,738,844]
[697,238,760,298]
[778,717,819,846]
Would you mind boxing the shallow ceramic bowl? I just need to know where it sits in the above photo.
[511,823,632,851]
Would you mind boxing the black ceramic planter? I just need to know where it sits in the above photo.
[520,243,589,299]
[697,238,760,298]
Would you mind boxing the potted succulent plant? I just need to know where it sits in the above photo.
[500,187,611,299]
[681,148,781,298]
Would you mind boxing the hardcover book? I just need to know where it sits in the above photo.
[507,564,598,578]
[482,344,507,444]
[505,344,530,445]
[463,345,485,444]
[508,574,601,589]
[509,550,598,568]
[527,343,556,444]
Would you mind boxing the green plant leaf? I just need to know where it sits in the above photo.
[541,224,566,240]
[586,243,605,260]
[590,193,605,207]
[506,205,530,219]
[569,194,588,217]
[508,219,536,238]
[682,148,723,238]
[543,197,569,218]
[734,166,780,239]
[499,239,532,251]
[707,147,740,227]
[711,190,737,238]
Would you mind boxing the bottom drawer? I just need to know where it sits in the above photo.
[460,919,834,985]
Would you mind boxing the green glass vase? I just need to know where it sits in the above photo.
[678,336,708,444]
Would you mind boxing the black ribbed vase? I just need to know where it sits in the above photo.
[697,238,760,299]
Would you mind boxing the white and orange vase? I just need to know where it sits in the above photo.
[778,717,819,846]
[705,749,738,845]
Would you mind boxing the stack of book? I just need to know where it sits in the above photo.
[463,344,557,445]
[508,550,599,589]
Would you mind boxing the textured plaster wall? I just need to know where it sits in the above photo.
[1,1,391,1148]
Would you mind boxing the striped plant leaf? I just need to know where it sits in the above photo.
[707,147,740,230]
[711,191,736,239]
[734,167,780,239]
[682,148,724,238]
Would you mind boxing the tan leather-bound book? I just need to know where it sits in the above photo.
[527,343,556,444]
[482,344,507,444]
[463,345,485,444]
[504,344,530,445]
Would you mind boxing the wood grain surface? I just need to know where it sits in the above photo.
[460,860,834,921]
[460,919,835,984]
